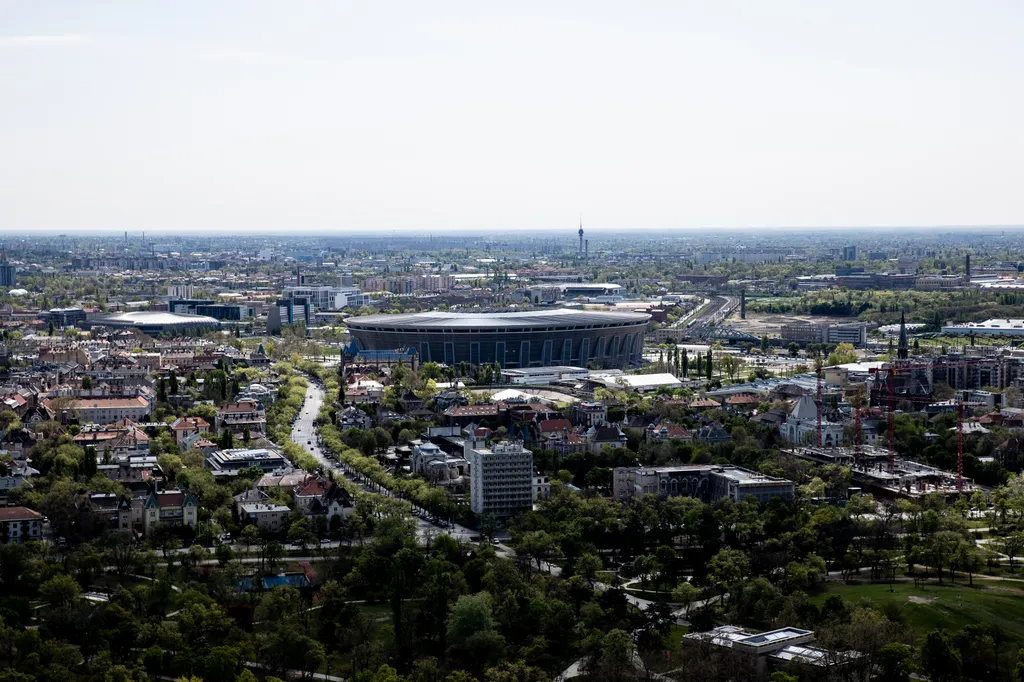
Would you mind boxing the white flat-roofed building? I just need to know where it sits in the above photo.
[589,372,683,393]
[468,439,533,519]
[205,447,289,475]
[943,318,1024,336]
[500,366,589,385]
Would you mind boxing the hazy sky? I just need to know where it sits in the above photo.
[1,1,1022,232]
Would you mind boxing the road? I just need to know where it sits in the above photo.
[293,380,481,544]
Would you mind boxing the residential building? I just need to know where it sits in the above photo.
[239,502,290,532]
[215,399,266,436]
[338,405,373,430]
[467,438,534,519]
[49,396,151,424]
[82,493,132,533]
[170,416,210,446]
[585,423,628,454]
[573,401,607,427]
[142,489,198,535]
[532,475,550,501]
[0,506,41,543]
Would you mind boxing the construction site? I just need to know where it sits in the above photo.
[794,445,975,499]
[792,313,979,499]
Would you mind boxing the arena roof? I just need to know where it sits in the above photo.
[92,311,220,327]
[345,308,650,331]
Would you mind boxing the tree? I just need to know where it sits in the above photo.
[705,351,713,380]
[39,574,81,610]
[875,643,915,682]
[826,342,857,366]
[632,554,658,592]
[708,548,748,602]
[288,518,316,552]
[921,630,961,682]
[788,342,799,357]
[220,430,234,449]
[584,629,635,682]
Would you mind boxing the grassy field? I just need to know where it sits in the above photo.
[813,582,1024,641]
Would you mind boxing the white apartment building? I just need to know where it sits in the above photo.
[467,438,534,519]
[167,284,195,298]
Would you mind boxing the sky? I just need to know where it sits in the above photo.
[1,0,1023,233]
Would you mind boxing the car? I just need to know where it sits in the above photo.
[307,440,312,444]
[492,538,501,546]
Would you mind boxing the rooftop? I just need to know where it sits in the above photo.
[346,308,650,331]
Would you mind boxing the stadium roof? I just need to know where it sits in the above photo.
[93,311,220,326]
[346,308,649,331]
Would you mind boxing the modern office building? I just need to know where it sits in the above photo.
[842,245,857,261]
[267,297,312,334]
[281,285,371,310]
[346,308,650,369]
[467,438,534,519]
[0,251,16,288]
[44,307,88,328]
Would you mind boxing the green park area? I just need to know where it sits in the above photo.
[812,581,1024,642]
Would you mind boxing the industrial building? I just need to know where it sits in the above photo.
[346,308,650,369]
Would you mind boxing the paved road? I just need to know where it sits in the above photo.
[294,381,481,545]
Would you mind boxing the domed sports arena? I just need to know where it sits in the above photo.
[87,311,221,335]
[346,308,650,369]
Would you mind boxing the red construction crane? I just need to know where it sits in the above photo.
[815,354,824,448]
[869,356,981,485]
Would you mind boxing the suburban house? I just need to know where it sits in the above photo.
[170,416,211,446]
[215,399,266,437]
[141,489,198,535]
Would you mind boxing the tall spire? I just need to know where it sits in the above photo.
[578,216,584,256]
[897,311,909,360]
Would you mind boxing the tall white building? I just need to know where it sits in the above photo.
[467,438,534,519]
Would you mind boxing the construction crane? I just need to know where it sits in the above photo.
[815,353,824,448]
[869,356,981,490]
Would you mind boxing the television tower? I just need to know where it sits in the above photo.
[578,217,584,258]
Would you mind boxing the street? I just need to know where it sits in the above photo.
[292,381,480,544]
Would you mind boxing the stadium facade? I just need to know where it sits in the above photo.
[346,309,650,369]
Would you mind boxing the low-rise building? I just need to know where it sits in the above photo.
[50,396,151,424]
[0,506,42,544]
[170,416,210,446]
[142,489,198,535]
[205,447,289,476]
[215,399,266,437]
[239,502,290,533]
[613,465,794,504]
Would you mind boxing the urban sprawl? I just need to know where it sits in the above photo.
[4,229,1024,681]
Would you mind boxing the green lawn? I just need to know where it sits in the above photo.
[813,582,1024,641]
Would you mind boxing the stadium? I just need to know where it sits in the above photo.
[85,311,221,335]
[345,308,651,369]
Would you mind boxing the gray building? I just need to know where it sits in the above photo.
[468,437,534,519]
[613,465,794,504]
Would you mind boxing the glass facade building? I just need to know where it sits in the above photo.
[346,309,650,369]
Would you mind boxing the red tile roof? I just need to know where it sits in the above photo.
[0,506,42,522]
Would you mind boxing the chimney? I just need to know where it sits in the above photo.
[740,290,746,320]
[585,239,589,262]
[965,253,971,282]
